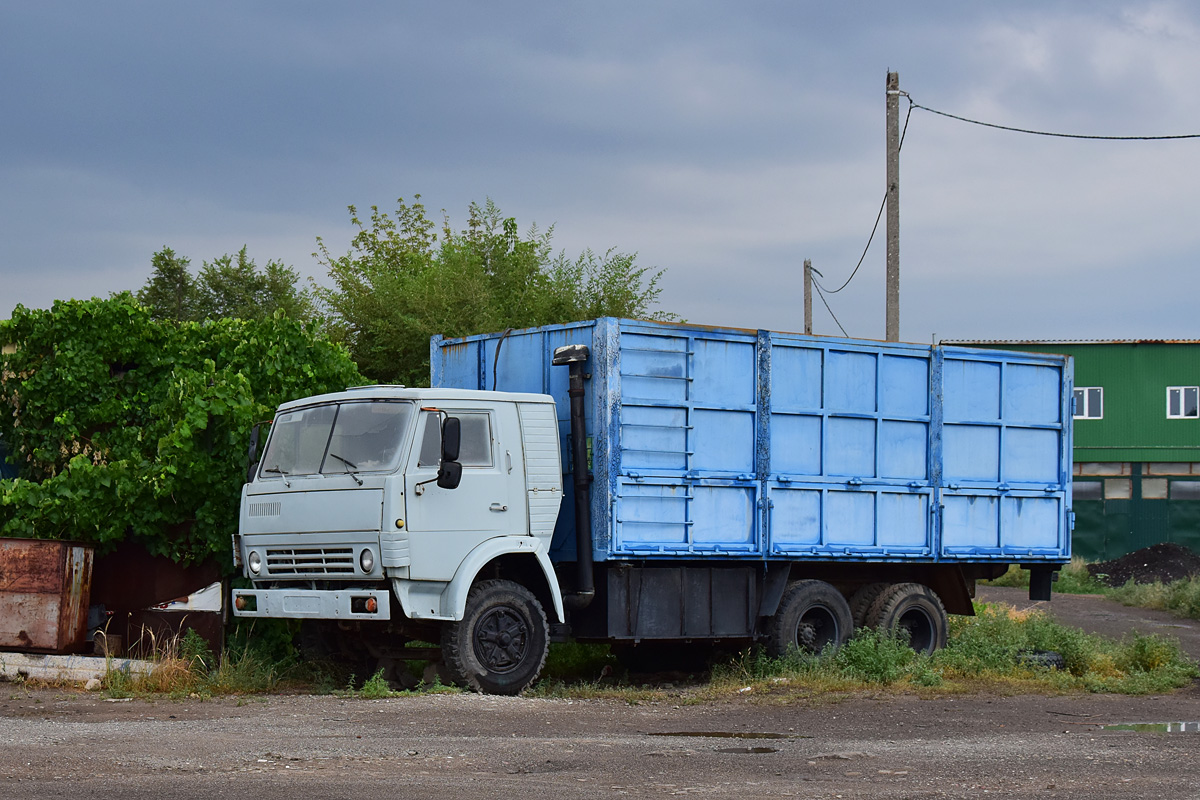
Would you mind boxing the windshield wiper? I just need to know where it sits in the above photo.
[263,465,291,487]
[327,453,363,485]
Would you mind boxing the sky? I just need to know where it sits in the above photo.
[3,2,1200,344]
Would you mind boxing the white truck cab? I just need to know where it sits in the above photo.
[232,385,564,693]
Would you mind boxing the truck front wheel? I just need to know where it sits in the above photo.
[441,579,549,695]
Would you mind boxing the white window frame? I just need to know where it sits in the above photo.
[1073,387,1103,420]
[1167,386,1200,419]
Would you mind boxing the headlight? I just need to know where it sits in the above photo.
[248,550,262,575]
[359,549,375,573]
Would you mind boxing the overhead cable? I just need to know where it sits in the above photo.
[814,99,914,296]
[909,98,1200,141]
[812,280,848,338]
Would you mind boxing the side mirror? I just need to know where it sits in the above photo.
[437,460,462,490]
[246,421,267,483]
[441,416,461,462]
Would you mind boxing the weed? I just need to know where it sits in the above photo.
[180,629,215,674]
[358,668,393,699]
[834,628,915,684]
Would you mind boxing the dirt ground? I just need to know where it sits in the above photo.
[1,588,1199,799]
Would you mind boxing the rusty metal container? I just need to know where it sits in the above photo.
[0,538,94,653]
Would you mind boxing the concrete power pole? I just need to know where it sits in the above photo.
[885,71,901,342]
[803,259,813,335]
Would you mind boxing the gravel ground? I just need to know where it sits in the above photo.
[1,678,1200,798]
[2,589,1199,799]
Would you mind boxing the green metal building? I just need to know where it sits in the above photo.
[951,340,1200,561]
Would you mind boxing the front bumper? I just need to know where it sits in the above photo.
[232,587,391,620]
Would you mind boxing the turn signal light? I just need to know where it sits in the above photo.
[235,595,246,611]
[365,597,378,613]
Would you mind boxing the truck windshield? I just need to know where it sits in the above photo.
[259,401,414,479]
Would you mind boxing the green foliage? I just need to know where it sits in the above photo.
[358,669,393,699]
[1108,576,1200,619]
[0,296,361,563]
[704,602,1198,698]
[137,248,196,322]
[833,628,917,684]
[180,628,216,674]
[314,197,677,386]
[137,246,316,323]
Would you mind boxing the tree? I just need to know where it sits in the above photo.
[0,297,360,564]
[136,246,315,323]
[136,247,196,322]
[314,197,675,386]
[195,247,316,322]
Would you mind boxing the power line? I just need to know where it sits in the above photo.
[814,98,914,296]
[909,98,1200,141]
[812,280,848,338]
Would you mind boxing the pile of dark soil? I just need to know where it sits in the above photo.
[1087,542,1200,587]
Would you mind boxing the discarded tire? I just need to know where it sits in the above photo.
[1017,649,1066,670]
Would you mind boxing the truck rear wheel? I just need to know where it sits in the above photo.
[864,582,948,654]
[764,579,853,657]
[847,582,890,629]
[441,579,549,695]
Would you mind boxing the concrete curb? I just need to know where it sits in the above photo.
[0,652,155,682]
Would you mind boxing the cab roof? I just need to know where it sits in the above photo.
[275,385,555,413]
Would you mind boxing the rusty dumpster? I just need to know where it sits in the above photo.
[0,538,94,653]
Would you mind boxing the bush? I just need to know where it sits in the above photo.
[0,296,361,564]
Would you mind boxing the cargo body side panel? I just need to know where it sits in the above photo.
[431,319,1072,567]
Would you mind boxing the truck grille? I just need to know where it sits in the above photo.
[266,546,355,577]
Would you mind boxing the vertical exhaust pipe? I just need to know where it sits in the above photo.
[553,344,594,610]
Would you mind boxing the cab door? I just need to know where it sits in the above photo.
[403,406,517,581]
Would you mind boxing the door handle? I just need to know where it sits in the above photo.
[490,503,508,512]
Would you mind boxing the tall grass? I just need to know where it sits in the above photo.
[708,602,1198,697]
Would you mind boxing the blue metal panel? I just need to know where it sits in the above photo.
[430,320,1071,567]
[826,417,875,477]
[939,346,1071,561]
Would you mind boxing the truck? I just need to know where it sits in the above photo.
[232,318,1073,694]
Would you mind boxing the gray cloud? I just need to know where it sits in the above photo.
[2,1,1198,346]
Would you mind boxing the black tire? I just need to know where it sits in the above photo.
[440,579,549,695]
[612,642,714,674]
[764,580,853,657]
[1017,649,1065,670]
[848,582,891,629]
[864,582,948,654]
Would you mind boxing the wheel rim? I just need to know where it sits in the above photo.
[796,605,841,652]
[897,606,936,653]
[473,605,529,674]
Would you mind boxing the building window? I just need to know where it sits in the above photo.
[1167,386,1199,419]
[1073,387,1103,419]
[1171,480,1200,500]
[1072,481,1102,500]
[1142,478,1168,500]
[1104,478,1132,500]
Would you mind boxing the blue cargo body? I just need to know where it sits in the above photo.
[431,318,1073,568]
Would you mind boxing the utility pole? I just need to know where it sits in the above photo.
[803,259,813,335]
[885,71,900,342]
